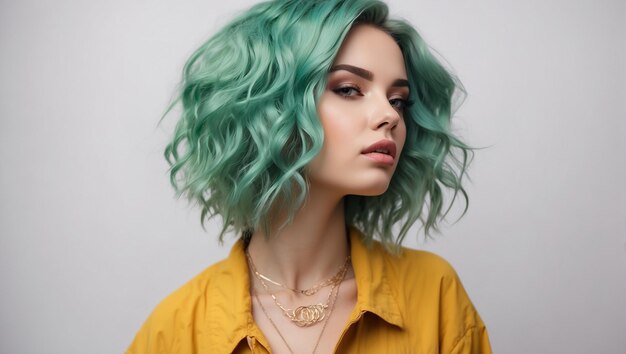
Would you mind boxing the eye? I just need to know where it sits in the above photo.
[389,97,409,111]
[333,85,362,98]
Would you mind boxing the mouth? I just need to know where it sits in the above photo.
[361,139,397,165]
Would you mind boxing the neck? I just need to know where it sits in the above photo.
[246,186,350,290]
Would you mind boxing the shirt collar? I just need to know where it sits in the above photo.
[207,238,267,353]
[209,226,404,351]
[348,225,405,329]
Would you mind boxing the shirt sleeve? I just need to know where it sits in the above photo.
[450,325,493,354]
[126,309,173,354]
[437,262,492,354]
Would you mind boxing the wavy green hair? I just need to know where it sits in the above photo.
[164,0,472,249]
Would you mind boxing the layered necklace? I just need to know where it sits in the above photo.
[246,250,351,353]
[246,251,350,327]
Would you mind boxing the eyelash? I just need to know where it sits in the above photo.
[332,85,411,111]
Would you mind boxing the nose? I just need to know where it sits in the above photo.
[369,93,401,131]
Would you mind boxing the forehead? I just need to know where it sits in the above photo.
[332,24,407,80]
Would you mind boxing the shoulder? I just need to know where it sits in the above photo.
[393,245,457,275]
[387,246,481,321]
[380,243,476,312]
[146,258,226,323]
[373,242,491,353]
[126,257,235,354]
[369,240,460,288]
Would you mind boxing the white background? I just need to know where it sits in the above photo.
[1,0,624,353]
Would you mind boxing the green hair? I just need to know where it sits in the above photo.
[164,0,472,249]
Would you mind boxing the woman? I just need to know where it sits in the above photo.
[128,0,491,353]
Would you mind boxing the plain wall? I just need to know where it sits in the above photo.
[1,0,624,353]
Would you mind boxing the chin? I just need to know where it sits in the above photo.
[349,180,392,196]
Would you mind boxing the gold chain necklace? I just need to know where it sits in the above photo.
[248,252,351,296]
[252,265,344,354]
[258,268,340,327]
[247,251,350,327]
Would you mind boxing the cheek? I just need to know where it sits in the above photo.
[317,99,359,148]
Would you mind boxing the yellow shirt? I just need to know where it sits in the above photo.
[128,227,491,353]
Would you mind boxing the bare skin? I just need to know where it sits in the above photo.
[247,24,409,354]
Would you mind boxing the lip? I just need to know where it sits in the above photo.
[361,139,397,165]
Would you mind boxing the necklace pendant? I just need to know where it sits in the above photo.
[288,304,328,327]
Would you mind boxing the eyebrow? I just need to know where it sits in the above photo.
[329,64,410,88]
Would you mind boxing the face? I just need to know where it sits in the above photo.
[307,24,409,197]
